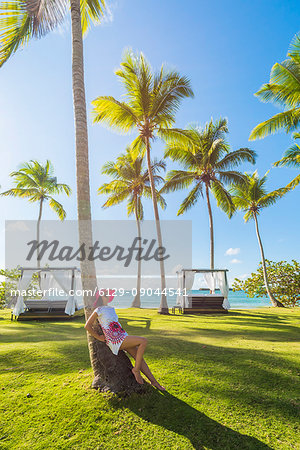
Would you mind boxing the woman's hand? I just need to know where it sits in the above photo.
[84,310,106,343]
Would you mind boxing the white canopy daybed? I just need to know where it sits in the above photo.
[11,267,84,318]
[176,268,230,311]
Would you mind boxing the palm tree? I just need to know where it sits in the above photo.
[273,132,300,190]
[249,33,300,140]
[0,2,141,393]
[98,149,166,308]
[1,160,71,268]
[92,50,194,314]
[162,118,256,269]
[231,171,286,307]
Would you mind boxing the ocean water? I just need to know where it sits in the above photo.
[111,289,271,309]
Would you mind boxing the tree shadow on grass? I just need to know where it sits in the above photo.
[109,388,271,450]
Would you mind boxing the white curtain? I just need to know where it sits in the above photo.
[52,270,74,315]
[52,270,71,294]
[73,271,84,311]
[40,271,53,297]
[13,270,35,316]
[203,272,217,293]
[176,271,184,306]
[217,271,230,309]
[176,270,195,307]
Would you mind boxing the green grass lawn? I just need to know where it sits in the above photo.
[0,308,299,450]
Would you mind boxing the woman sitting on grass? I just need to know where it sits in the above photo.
[84,290,165,391]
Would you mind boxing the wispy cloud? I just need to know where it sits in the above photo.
[225,247,240,256]
[230,258,242,264]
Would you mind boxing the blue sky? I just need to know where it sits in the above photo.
[0,0,299,285]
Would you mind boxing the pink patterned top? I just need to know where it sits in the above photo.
[95,306,128,355]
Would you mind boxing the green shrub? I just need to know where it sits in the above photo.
[233,260,300,307]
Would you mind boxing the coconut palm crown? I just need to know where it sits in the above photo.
[161,117,256,269]
[249,33,300,140]
[1,159,71,219]
[273,132,300,190]
[230,170,287,307]
[98,149,166,218]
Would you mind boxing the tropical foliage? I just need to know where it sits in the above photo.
[99,148,166,219]
[273,132,300,190]
[249,33,300,140]
[0,0,106,67]
[1,160,71,268]
[162,118,256,269]
[231,171,287,307]
[92,50,194,313]
[1,160,71,220]
[233,260,300,307]
[0,267,20,309]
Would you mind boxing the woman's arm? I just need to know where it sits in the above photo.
[84,310,106,342]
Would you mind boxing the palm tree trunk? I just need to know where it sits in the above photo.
[145,136,169,314]
[205,184,214,270]
[253,213,284,307]
[36,197,43,269]
[131,202,141,308]
[70,0,140,392]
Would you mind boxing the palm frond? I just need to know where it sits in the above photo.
[80,0,105,36]
[162,170,195,193]
[177,183,202,215]
[158,127,194,146]
[92,96,138,133]
[243,209,254,223]
[274,142,300,168]
[216,148,256,169]
[129,135,146,159]
[115,49,153,117]
[258,187,288,208]
[284,174,300,190]
[218,170,247,186]
[1,187,40,200]
[210,180,235,218]
[164,145,197,168]
[249,108,300,140]
[48,197,66,220]
[50,183,72,196]
[25,0,68,37]
[0,1,33,67]
[150,70,194,125]
[101,189,131,207]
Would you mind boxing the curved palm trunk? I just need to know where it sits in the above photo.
[205,184,214,270]
[36,197,43,269]
[253,213,284,307]
[145,137,169,314]
[131,203,141,308]
[70,0,140,392]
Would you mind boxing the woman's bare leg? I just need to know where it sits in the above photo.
[126,346,166,391]
[120,335,148,384]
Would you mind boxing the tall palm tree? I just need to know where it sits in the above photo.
[0,2,141,393]
[98,149,166,308]
[92,50,194,314]
[1,160,71,268]
[273,132,300,190]
[162,118,256,269]
[249,33,300,140]
[231,171,286,307]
